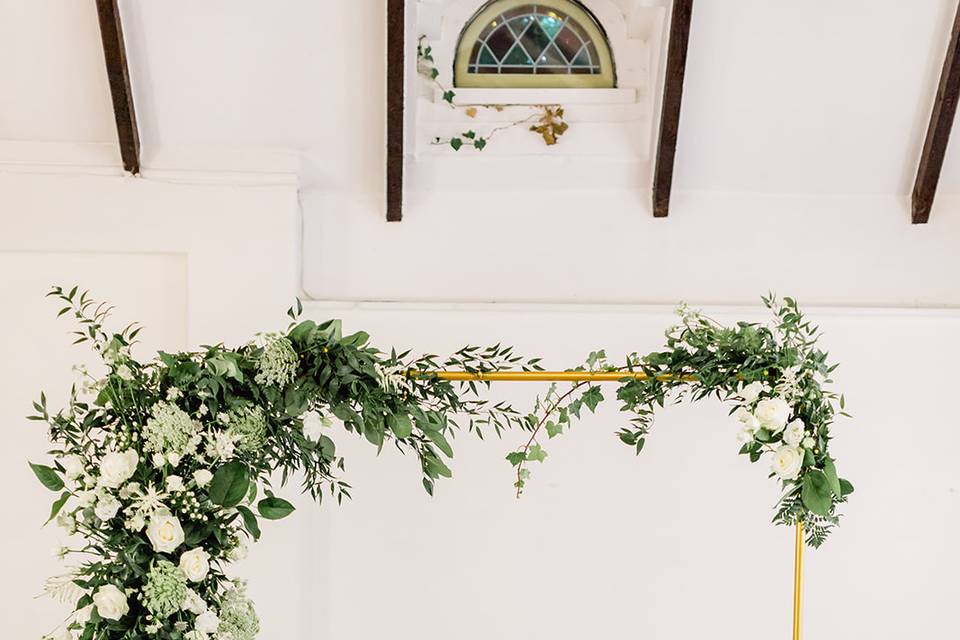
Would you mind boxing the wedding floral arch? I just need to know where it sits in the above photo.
[30,287,851,640]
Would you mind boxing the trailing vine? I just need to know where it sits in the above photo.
[417,36,569,151]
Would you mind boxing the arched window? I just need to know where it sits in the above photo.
[454,0,616,89]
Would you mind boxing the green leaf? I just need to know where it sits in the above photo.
[257,497,296,520]
[582,387,603,412]
[526,444,548,463]
[474,137,487,151]
[839,478,855,497]
[450,137,463,151]
[430,68,439,80]
[822,458,842,497]
[801,471,833,517]
[46,491,71,525]
[208,461,249,508]
[29,462,64,492]
[237,505,262,540]
[506,451,526,467]
[424,428,454,458]
[443,90,455,103]
[341,331,369,347]
[545,421,563,438]
[388,413,413,439]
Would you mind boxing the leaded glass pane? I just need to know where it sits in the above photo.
[467,3,604,76]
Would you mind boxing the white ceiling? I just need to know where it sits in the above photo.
[2,0,960,196]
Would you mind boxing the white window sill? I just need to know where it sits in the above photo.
[435,87,638,106]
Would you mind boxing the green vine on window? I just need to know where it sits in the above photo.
[417,36,569,151]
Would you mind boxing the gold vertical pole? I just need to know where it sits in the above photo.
[793,521,804,640]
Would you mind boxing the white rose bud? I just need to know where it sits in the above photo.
[195,610,220,635]
[755,398,791,433]
[146,511,185,553]
[301,411,325,443]
[98,450,139,489]
[182,588,207,615]
[94,495,121,521]
[115,365,133,381]
[166,475,185,492]
[193,469,213,487]
[125,514,145,532]
[151,453,167,468]
[179,548,210,582]
[736,425,756,445]
[738,381,766,405]
[802,436,816,450]
[56,511,77,535]
[76,490,96,508]
[92,584,129,621]
[167,452,182,468]
[784,419,806,447]
[735,408,760,430]
[59,454,85,481]
[771,445,803,480]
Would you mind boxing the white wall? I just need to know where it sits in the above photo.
[1,166,959,639]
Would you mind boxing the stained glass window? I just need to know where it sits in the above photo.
[455,0,615,88]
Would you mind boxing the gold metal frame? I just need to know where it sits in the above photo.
[454,0,617,89]
[417,370,805,640]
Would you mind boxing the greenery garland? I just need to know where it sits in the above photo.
[30,288,851,639]
[510,296,854,548]
[31,286,538,640]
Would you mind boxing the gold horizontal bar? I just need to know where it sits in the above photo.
[411,371,697,383]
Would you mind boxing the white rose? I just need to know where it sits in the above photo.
[735,408,760,430]
[167,452,182,467]
[755,398,791,432]
[784,419,806,447]
[59,455,85,481]
[802,436,816,450]
[195,610,220,635]
[771,445,803,480]
[179,548,210,582]
[151,453,166,468]
[736,425,756,445]
[146,512,185,553]
[193,470,213,487]
[119,482,141,500]
[95,495,121,521]
[738,381,766,405]
[92,584,129,621]
[115,365,133,381]
[182,588,208,615]
[166,475,184,492]
[56,511,77,534]
[76,490,96,508]
[302,411,325,442]
[98,450,139,488]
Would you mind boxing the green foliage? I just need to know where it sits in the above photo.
[32,285,542,639]
[29,462,64,492]
[506,296,852,546]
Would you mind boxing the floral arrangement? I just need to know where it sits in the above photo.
[417,36,569,151]
[509,296,854,547]
[30,287,538,640]
[30,286,852,639]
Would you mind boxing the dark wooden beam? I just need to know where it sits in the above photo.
[386,0,405,221]
[913,1,960,224]
[652,0,694,218]
[94,0,140,175]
